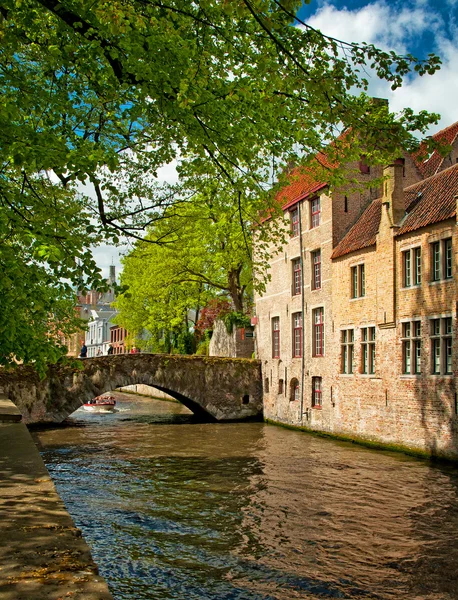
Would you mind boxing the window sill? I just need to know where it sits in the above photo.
[399,374,422,379]
[429,374,453,378]
[311,287,322,292]
[311,405,322,410]
[429,279,453,286]
[339,373,355,377]
[349,296,366,302]
[400,285,421,291]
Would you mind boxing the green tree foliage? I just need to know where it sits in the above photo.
[0,0,441,368]
[114,190,256,346]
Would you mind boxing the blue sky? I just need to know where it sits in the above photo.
[295,0,457,132]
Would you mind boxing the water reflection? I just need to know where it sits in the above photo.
[32,392,458,600]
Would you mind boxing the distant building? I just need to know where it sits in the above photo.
[85,309,117,357]
[66,265,120,356]
[110,324,129,354]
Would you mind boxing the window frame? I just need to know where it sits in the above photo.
[430,316,453,375]
[292,257,301,296]
[292,312,303,358]
[310,197,321,229]
[361,326,376,375]
[430,238,453,282]
[401,320,422,375]
[311,249,321,290]
[351,264,365,298]
[312,376,322,408]
[290,207,299,237]
[272,316,280,359]
[312,307,325,357]
[290,379,300,402]
[402,247,422,288]
[340,329,354,374]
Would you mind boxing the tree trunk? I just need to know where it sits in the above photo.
[228,267,244,312]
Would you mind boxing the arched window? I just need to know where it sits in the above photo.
[290,378,300,402]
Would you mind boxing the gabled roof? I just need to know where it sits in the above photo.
[332,163,458,260]
[412,121,458,179]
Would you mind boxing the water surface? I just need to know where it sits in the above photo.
[33,392,458,599]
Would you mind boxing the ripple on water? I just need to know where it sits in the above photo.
[34,393,458,600]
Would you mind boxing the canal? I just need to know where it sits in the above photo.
[32,391,458,600]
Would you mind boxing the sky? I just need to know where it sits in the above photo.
[94,0,458,279]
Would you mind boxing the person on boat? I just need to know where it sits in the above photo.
[79,344,87,358]
[107,345,114,355]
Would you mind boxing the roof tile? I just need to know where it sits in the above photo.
[332,163,458,259]
[412,121,458,178]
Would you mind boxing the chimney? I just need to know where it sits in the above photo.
[382,158,405,226]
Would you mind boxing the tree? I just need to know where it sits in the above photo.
[0,0,441,368]
[114,188,258,346]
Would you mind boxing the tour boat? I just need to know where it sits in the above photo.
[83,395,116,412]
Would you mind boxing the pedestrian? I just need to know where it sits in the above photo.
[107,345,114,355]
[79,344,88,358]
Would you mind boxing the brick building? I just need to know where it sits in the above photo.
[254,121,458,458]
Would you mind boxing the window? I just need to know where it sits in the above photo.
[361,326,376,374]
[290,379,300,402]
[359,157,370,174]
[344,195,348,213]
[272,317,280,358]
[401,321,421,375]
[264,378,270,393]
[312,307,324,356]
[292,258,301,295]
[290,207,299,237]
[403,247,421,287]
[430,317,453,375]
[292,312,303,358]
[310,197,321,228]
[431,238,453,281]
[311,250,321,290]
[312,377,322,408]
[351,264,365,298]
[341,329,354,374]
[278,379,284,395]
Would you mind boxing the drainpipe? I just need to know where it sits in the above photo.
[298,201,306,422]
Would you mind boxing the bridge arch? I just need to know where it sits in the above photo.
[0,354,263,424]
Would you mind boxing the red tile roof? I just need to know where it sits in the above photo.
[412,121,458,178]
[397,163,458,236]
[332,163,458,259]
[331,198,382,259]
[277,152,331,210]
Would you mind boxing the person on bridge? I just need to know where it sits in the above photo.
[79,344,88,358]
[107,345,114,355]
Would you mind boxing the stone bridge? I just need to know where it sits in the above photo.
[0,354,263,424]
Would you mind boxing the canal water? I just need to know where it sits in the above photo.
[32,391,458,600]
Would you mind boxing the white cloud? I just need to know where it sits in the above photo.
[305,1,438,53]
[304,1,457,135]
